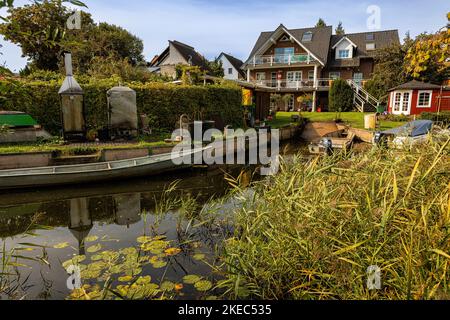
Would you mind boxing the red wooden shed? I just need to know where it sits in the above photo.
[387,80,450,116]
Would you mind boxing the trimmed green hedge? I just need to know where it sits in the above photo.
[421,111,450,125]
[0,79,243,135]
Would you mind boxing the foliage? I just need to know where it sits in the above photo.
[0,0,144,73]
[328,79,354,112]
[175,64,204,85]
[364,41,411,102]
[315,18,327,27]
[335,22,345,35]
[404,29,450,83]
[421,111,450,125]
[208,59,224,78]
[0,77,243,134]
[221,139,450,299]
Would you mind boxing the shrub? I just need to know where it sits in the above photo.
[0,78,243,135]
[421,111,450,125]
[329,79,354,112]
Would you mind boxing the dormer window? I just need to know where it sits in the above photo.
[338,49,350,59]
[302,31,313,42]
[366,33,375,41]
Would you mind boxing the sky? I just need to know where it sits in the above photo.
[0,0,449,72]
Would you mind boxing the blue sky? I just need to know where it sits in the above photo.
[1,0,449,72]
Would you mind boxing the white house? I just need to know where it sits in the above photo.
[218,52,246,80]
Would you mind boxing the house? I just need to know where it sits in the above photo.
[149,40,209,78]
[243,24,399,115]
[387,80,450,116]
[218,52,246,80]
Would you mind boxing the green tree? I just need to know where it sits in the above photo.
[335,22,345,35]
[329,79,354,112]
[0,0,144,73]
[208,59,224,78]
[315,18,327,27]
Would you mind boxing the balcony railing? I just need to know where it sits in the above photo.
[252,78,332,89]
[250,54,317,67]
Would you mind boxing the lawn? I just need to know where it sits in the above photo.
[270,112,405,131]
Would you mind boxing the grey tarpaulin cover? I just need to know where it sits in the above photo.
[107,86,138,130]
[382,120,433,137]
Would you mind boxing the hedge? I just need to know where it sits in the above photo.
[421,111,450,125]
[0,78,243,135]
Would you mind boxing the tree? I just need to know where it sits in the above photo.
[315,18,327,27]
[364,37,412,102]
[0,0,144,73]
[335,22,345,35]
[404,29,449,83]
[207,59,224,78]
[329,79,354,112]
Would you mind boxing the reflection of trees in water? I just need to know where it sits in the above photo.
[0,165,257,239]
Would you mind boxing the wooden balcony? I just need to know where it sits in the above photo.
[251,79,332,91]
[248,54,318,68]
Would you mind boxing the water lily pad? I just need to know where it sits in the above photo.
[85,236,99,243]
[160,281,175,291]
[165,248,182,256]
[194,280,212,292]
[118,275,133,282]
[205,295,218,300]
[193,253,205,261]
[87,244,102,253]
[53,242,69,249]
[183,274,201,284]
[62,255,86,270]
[137,236,152,243]
[151,260,167,269]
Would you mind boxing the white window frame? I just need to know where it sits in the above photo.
[338,49,350,59]
[287,95,295,110]
[391,90,413,115]
[329,72,341,80]
[366,43,376,51]
[417,90,433,108]
[286,71,302,88]
[308,70,314,81]
[256,72,266,85]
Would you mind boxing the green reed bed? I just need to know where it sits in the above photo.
[220,139,450,300]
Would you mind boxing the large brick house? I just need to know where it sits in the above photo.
[243,24,400,113]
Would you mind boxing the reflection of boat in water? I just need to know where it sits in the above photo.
[308,129,356,154]
[373,120,433,148]
[0,147,207,190]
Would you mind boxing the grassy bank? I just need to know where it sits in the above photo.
[270,112,404,131]
[221,139,450,299]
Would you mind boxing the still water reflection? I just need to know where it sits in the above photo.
[0,165,253,300]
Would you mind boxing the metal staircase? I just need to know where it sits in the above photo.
[348,80,381,113]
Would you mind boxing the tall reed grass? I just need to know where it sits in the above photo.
[220,139,450,300]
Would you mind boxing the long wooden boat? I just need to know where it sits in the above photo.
[0,147,208,190]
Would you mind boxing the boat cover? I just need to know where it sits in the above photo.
[382,120,433,137]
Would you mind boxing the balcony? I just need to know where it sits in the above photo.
[249,54,317,68]
[252,79,332,90]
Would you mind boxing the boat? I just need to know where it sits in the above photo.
[373,120,433,148]
[0,147,208,190]
[308,129,356,154]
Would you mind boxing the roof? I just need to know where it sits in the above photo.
[149,40,210,71]
[58,76,83,95]
[328,29,400,68]
[219,52,246,78]
[388,80,443,91]
[246,25,333,65]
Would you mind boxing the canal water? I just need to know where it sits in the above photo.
[0,142,308,300]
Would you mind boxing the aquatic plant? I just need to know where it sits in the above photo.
[220,139,450,300]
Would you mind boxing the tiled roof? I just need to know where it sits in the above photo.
[389,80,443,91]
[247,25,333,65]
[328,30,400,67]
[220,53,246,78]
[170,41,210,71]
